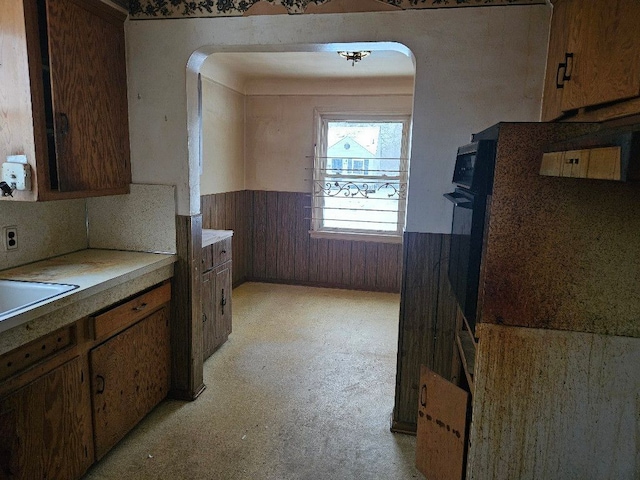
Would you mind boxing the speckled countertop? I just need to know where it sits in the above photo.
[202,229,233,247]
[0,249,176,355]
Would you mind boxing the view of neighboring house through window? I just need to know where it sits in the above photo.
[311,113,411,239]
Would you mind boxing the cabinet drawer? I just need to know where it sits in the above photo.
[540,147,622,180]
[203,237,232,271]
[0,325,75,382]
[91,282,171,341]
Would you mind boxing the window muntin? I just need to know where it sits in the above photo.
[311,115,410,238]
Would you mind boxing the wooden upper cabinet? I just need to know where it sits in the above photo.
[47,0,130,193]
[541,0,573,122]
[0,0,130,201]
[542,0,640,122]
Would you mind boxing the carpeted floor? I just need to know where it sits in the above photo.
[84,282,421,480]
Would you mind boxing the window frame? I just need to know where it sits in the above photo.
[310,111,411,243]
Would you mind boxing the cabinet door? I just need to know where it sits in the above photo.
[540,147,622,180]
[561,0,640,111]
[90,307,170,460]
[541,0,574,121]
[202,270,216,360]
[46,0,130,193]
[0,356,93,480]
[203,261,232,359]
[214,262,232,343]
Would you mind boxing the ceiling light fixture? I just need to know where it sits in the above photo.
[337,51,371,66]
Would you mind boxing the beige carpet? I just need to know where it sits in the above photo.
[84,282,421,480]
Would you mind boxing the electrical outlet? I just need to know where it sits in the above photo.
[3,226,18,251]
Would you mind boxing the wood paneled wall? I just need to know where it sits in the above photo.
[201,193,458,435]
[170,214,205,401]
[201,190,253,287]
[201,190,402,293]
[392,232,459,434]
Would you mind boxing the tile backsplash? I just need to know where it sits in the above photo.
[0,198,88,271]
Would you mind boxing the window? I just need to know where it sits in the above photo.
[311,114,411,242]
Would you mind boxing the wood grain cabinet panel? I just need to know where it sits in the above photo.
[91,282,171,341]
[215,262,232,340]
[202,269,215,358]
[0,0,130,201]
[542,0,640,122]
[541,0,573,122]
[203,261,232,359]
[540,146,622,180]
[0,356,94,480]
[560,0,640,112]
[46,0,130,193]
[90,306,170,460]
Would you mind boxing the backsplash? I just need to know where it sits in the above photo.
[0,184,177,272]
[87,184,177,254]
[0,199,87,271]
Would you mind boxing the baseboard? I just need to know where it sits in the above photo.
[244,276,401,294]
[168,382,206,402]
[390,419,417,436]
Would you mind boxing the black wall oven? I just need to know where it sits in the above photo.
[444,137,496,330]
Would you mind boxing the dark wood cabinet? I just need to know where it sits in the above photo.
[0,356,94,479]
[542,0,640,122]
[202,234,233,360]
[0,0,130,201]
[0,281,171,479]
[90,284,171,460]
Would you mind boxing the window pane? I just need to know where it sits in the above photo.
[318,119,407,233]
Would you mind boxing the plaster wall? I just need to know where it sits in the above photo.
[244,94,413,192]
[200,78,245,195]
[125,6,549,232]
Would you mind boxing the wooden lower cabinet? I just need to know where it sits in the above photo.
[90,302,171,460]
[0,356,94,479]
[0,281,171,480]
[203,261,232,359]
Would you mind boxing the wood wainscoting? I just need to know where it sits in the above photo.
[201,190,402,293]
[392,232,459,434]
[201,190,253,287]
[201,192,457,433]
[170,214,205,400]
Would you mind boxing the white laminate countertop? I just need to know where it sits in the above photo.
[0,249,176,354]
[202,229,233,248]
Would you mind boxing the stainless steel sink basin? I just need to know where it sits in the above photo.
[0,279,79,320]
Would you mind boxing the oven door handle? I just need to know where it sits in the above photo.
[444,192,473,208]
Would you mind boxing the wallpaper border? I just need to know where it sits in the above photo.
[129,0,545,19]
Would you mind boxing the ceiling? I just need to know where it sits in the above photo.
[203,50,415,81]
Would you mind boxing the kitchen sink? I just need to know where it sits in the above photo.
[0,279,79,321]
